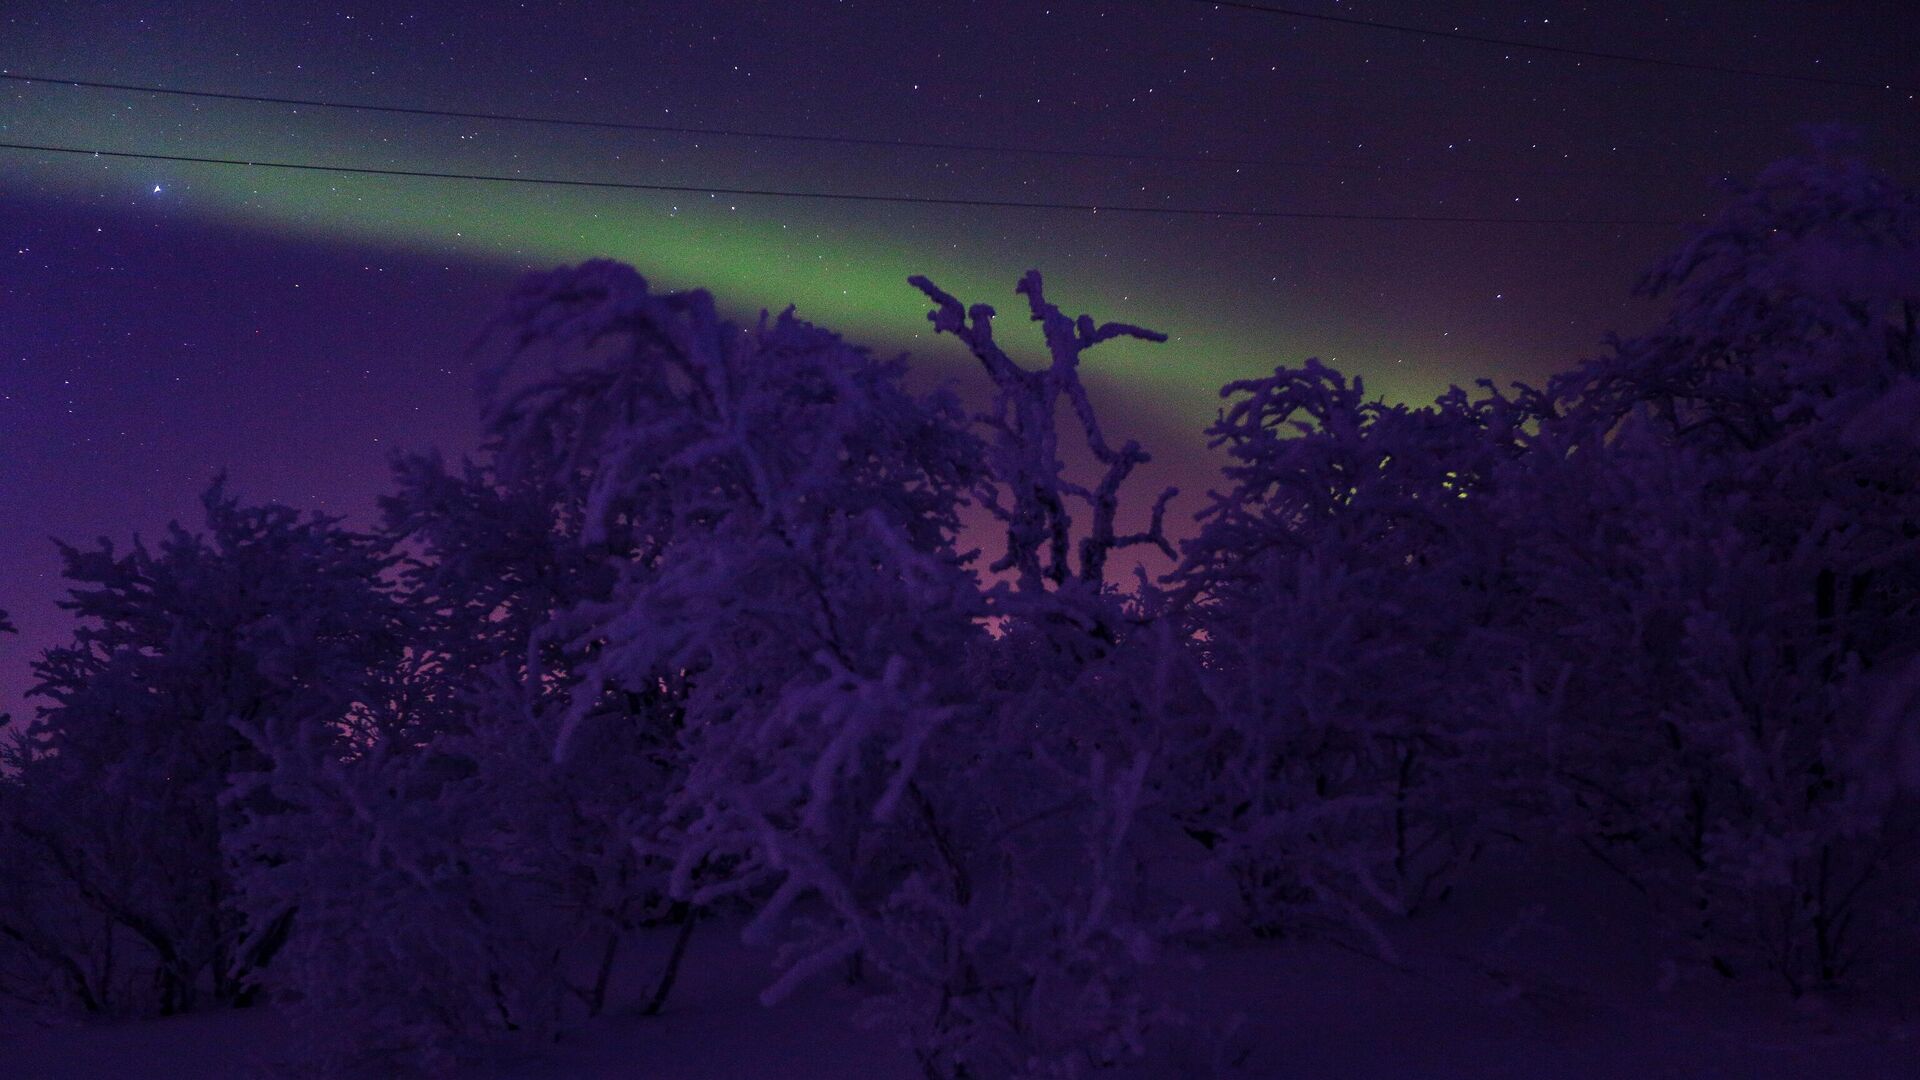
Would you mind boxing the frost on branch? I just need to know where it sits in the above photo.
[0,482,406,1020]
[911,271,1176,593]
[1167,359,1542,947]
[7,143,1916,1074]
[1504,136,1920,991]
[1562,126,1920,451]
[489,265,1195,1076]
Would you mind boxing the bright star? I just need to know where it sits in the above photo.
[152,185,162,193]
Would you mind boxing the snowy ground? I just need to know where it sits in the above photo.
[5,847,1914,1078]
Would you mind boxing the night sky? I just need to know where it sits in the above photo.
[3,0,1916,712]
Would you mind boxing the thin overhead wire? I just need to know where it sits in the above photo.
[0,140,1694,227]
[1184,0,1918,94]
[0,70,1332,169]
[0,71,1702,182]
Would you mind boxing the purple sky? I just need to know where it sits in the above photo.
[4,1,1916,712]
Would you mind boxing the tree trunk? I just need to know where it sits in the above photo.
[640,903,696,1017]
[585,929,622,1018]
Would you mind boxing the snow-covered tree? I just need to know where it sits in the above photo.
[1166,359,1543,948]
[0,482,405,1016]
[886,273,1195,1078]
[439,261,1195,1078]
[1498,135,1920,991]
[227,266,744,1069]
[1150,139,1918,997]
[9,137,1911,1073]
[0,610,116,1016]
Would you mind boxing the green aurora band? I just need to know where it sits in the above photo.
[5,89,1457,419]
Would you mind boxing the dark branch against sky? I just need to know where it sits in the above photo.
[2,0,1916,711]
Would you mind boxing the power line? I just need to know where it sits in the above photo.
[0,71,1696,182]
[0,70,1310,170]
[0,140,1692,226]
[1185,0,1918,94]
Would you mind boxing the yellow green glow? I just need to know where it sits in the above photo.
[4,92,1455,416]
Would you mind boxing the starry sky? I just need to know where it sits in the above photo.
[3,0,1917,711]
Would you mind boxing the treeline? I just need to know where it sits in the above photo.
[1,143,1916,1077]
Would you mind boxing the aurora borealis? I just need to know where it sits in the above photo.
[1,69,1618,410]
[4,1,1916,711]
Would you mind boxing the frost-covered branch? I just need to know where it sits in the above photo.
[912,271,1176,590]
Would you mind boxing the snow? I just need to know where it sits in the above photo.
[6,849,1914,1078]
